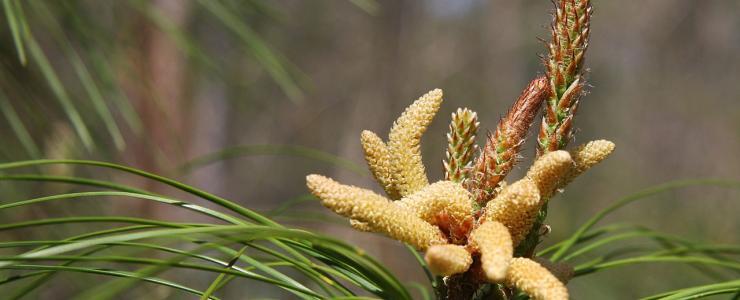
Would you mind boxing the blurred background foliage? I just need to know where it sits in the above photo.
[1,0,738,299]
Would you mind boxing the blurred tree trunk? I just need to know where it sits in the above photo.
[119,0,192,218]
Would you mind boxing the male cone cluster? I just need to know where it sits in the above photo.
[306,88,613,299]
[307,1,602,298]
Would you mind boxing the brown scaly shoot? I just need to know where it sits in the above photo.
[538,0,592,156]
[469,76,549,204]
[443,108,479,184]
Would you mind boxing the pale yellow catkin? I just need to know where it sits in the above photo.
[306,174,389,218]
[469,221,513,282]
[306,174,446,250]
[505,258,568,300]
[562,139,615,186]
[533,257,574,284]
[424,244,473,276]
[349,193,447,250]
[525,150,574,199]
[349,219,374,232]
[360,130,400,199]
[395,181,473,225]
[482,178,541,246]
[388,89,443,196]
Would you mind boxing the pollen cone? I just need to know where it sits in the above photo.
[469,221,513,282]
[505,257,568,300]
[306,174,446,250]
[482,178,541,246]
[388,89,443,196]
[424,244,473,276]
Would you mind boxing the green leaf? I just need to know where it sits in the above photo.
[30,1,126,151]
[0,91,41,158]
[2,264,218,299]
[196,0,304,103]
[201,246,248,300]
[22,21,95,151]
[0,159,278,226]
[550,179,740,261]
[640,279,740,300]
[574,256,740,276]
[2,0,27,64]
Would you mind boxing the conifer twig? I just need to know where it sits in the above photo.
[443,108,479,184]
[519,0,594,259]
[538,0,592,156]
[469,76,549,203]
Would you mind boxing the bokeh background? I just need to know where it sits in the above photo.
[1,0,738,299]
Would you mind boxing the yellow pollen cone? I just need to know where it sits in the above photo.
[395,180,473,226]
[388,89,443,196]
[424,244,473,276]
[360,130,400,199]
[505,258,568,300]
[470,221,514,282]
[525,150,573,199]
[482,178,541,246]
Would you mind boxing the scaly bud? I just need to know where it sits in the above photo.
[538,0,592,156]
[470,76,548,203]
[443,108,479,183]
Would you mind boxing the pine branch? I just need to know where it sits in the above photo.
[538,0,592,156]
[443,108,479,183]
[469,76,549,203]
